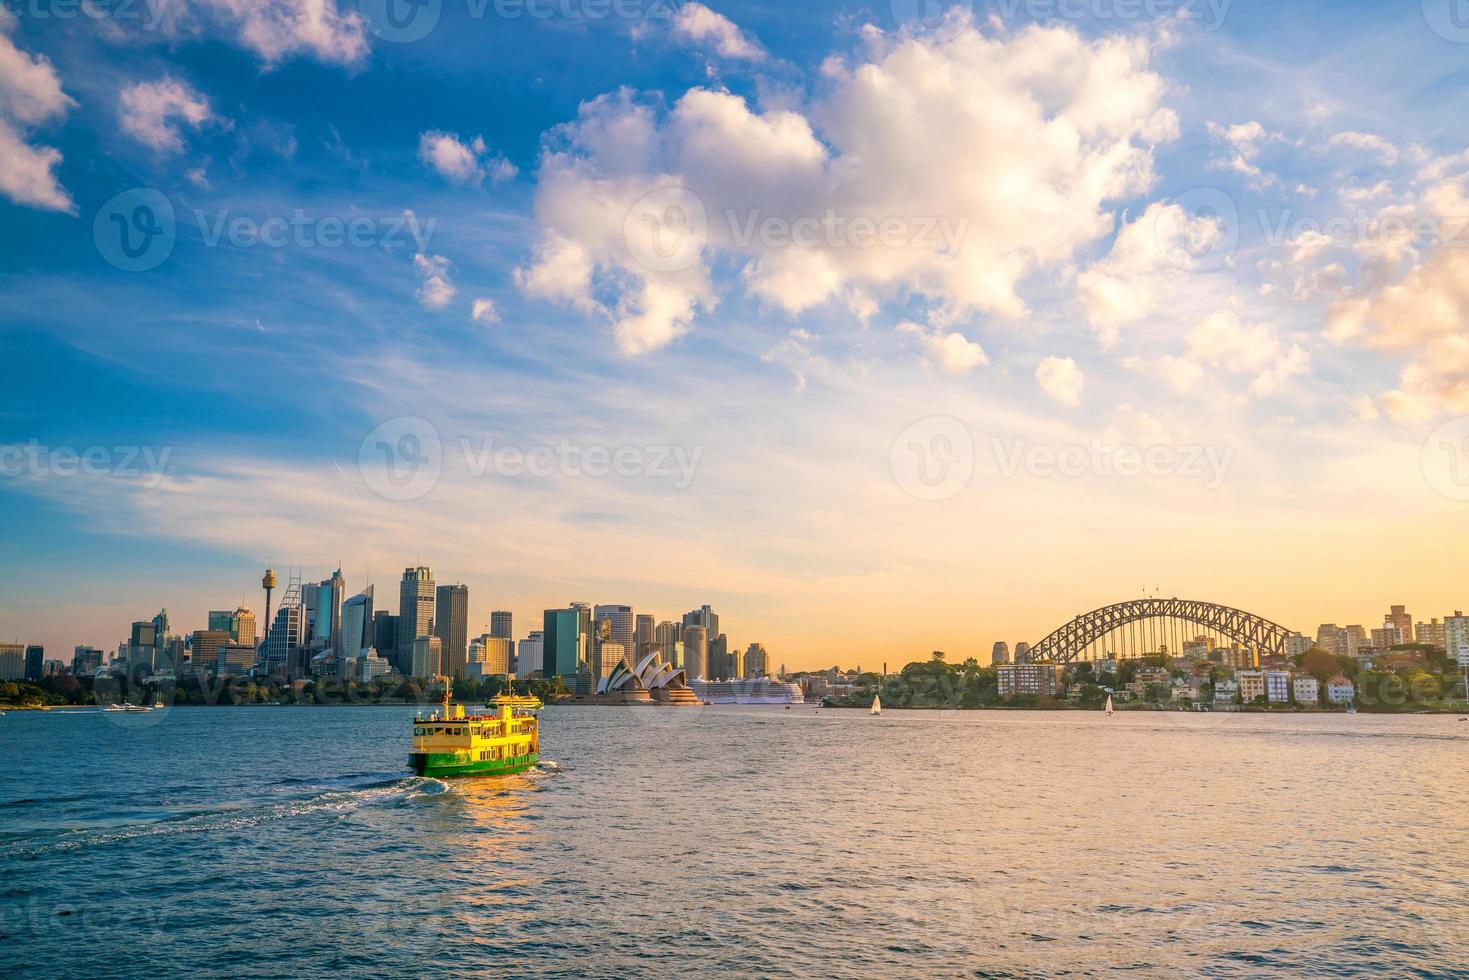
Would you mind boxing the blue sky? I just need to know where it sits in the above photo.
[4,0,1469,666]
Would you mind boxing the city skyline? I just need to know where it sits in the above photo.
[5,2,1469,670]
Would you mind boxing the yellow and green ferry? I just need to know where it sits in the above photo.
[410,690,542,779]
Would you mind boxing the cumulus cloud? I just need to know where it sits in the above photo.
[1315,155,1469,421]
[119,77,216,152]
[897,320,988,375]
[1186,309,1310,395]
[1036,356,1085,407]
[517,22,1178,354]
[672,3,765,61]
[414,253,456,310]
[0,11,75,212]
[190,0,369,67]
[1077,202,1223,348]
[418,131,517,185]
[470,297,501,325]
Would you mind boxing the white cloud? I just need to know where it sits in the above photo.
[519,22,1178,354]
[1187,309,1309,395]
[1207,120,1280,184]
[470,297,501,325]
[897,320,988,375]
[1036,356,1085,407]
[190,0,369,67]
[672,3,765,61]
[1077,202,1223,348]
[418,130,517,185]
[119,77,215,152]
[414,253,456,310]
[0,12,74,212]
[1327,131,1399,165]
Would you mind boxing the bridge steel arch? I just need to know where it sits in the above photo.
[1029,598,1295,665]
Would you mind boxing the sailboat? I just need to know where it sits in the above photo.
[1105,695,1115,717]
[870,693,882,716]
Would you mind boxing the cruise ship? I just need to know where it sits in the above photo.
[689,677,805,705]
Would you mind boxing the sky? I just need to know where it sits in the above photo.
[3,0,1469,669]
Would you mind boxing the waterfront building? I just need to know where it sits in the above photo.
[341,587,375,655]
[1214,679,1240,704]
[314,568,346,655]
[397,567,435,676]
[1326,675,1356,706]
[1237,670,1266,703]
[190,630,231,674]
[593,642,625,681]
[997,662,1064,698]
[411,636,443,678]
[991,642,1010,666]
[683,625,708,681]
[543,609,581,678]
[265,603,305,677]
[569,602,595,673]
[435,583,469,678]
[1446,612,1469,667]
[1217,646,1256,670]
[354,648,392,683]
[0,643,24,680]
[1092,658,1120,678]
[1344,625,1367,657]
[1293,674,1320,706]
[1264,670,1292,704]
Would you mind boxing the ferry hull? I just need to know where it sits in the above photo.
[410,752,539,779]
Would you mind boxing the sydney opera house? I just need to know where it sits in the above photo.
[592,652,702,706]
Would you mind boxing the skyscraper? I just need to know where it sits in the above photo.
[208,611,235,635]
[374,612,398,666]
[517,631,543,679]
[24,645,44,682]
[1446,611,1469,667]
[233,607,258,648]
[543,608,581,678]
[655,620,680,663]
[634,613,655,658]
[490,611,513,648]
[411,635,443,678]
[683,625,708,681]
[435,584,469,678]
[594,604,635,671]
[0,644,23,681]
[315,567,346,655]
[397,566,435,676]
[683,604,719,641]
[744,642,768,678]
[341,587,375,656]
[1386,605,1413,644]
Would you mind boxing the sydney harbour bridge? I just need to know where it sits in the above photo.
[1028,598,1297,665]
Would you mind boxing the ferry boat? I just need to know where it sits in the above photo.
[409,690,542,779]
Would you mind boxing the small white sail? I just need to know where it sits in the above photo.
[1105,695,1115,716]
[870,693,882,715]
